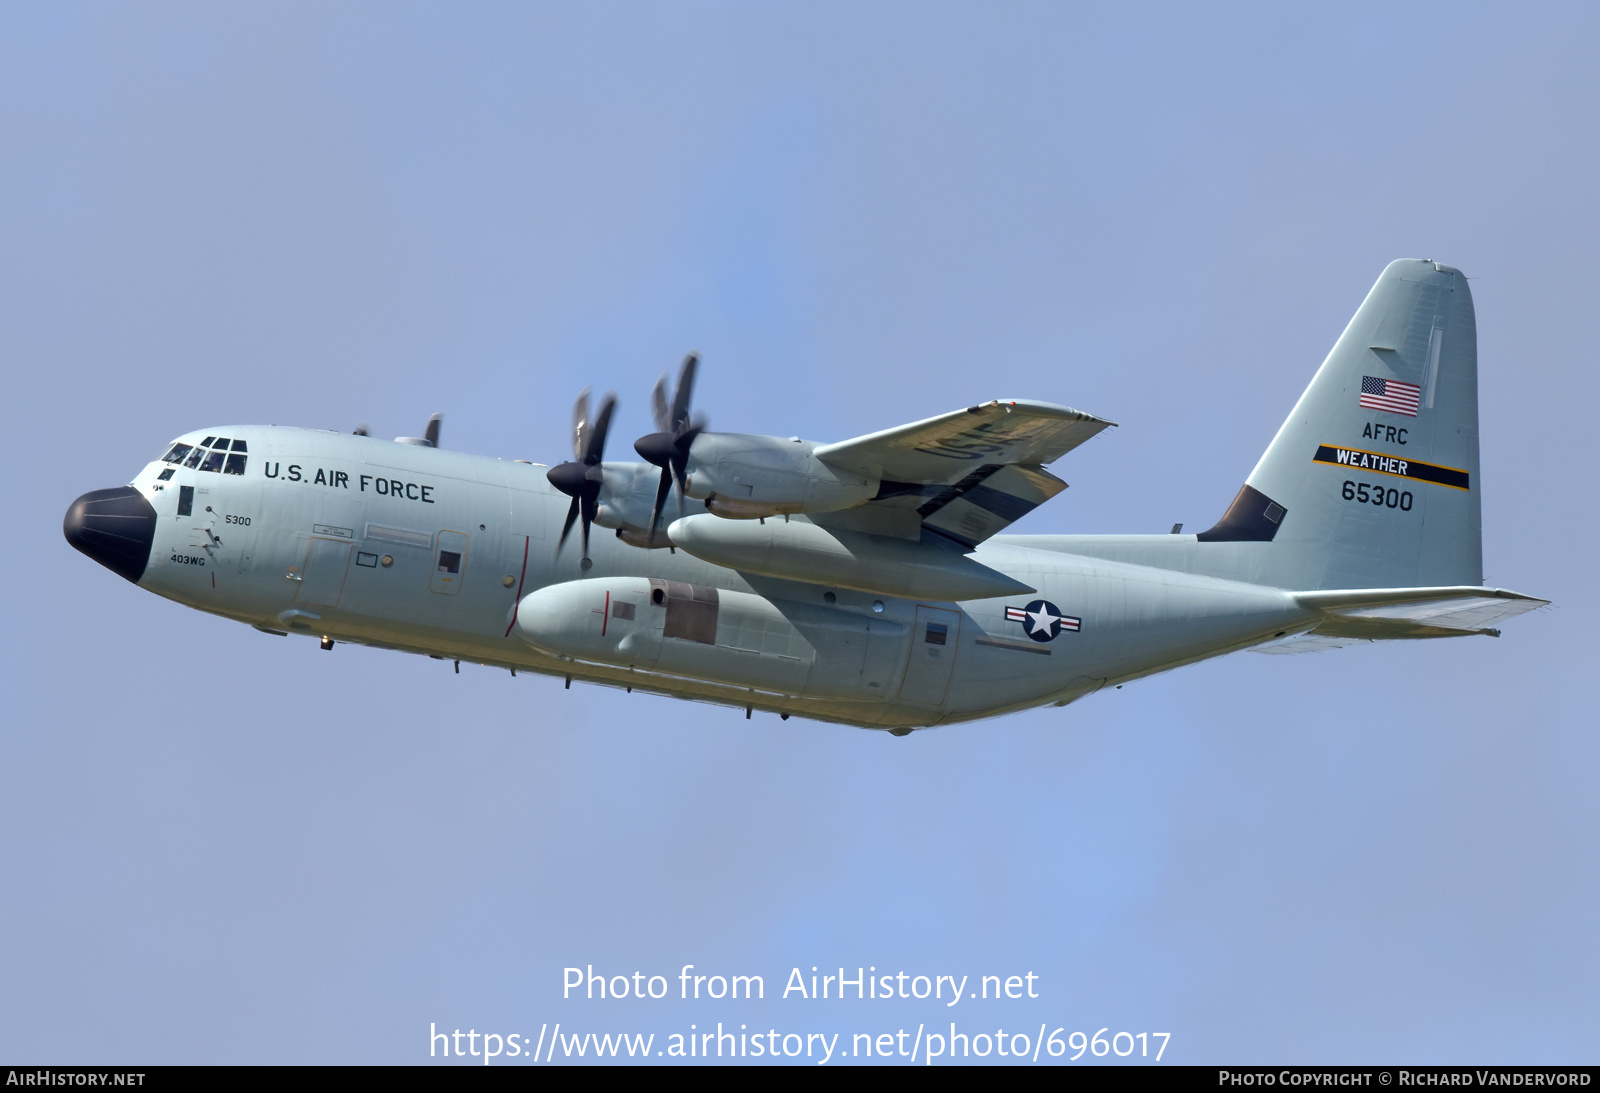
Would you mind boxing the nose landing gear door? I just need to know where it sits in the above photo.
[431,531,468,595]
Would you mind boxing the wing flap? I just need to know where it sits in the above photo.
[813,399,1112,549]
[917,463,1067,548]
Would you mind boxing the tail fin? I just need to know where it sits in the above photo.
[1197,259,1482,591]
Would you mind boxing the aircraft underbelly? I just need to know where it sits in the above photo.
[218,487,1307,727]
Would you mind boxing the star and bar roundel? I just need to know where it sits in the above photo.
[1004,599,1082,642]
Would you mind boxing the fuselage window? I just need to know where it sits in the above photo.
[162,443,193,464]
[199,448,226,473]
[924,622,948,645]
[224,453,247,475]
[437,550,462,574]
[157,468,175,481]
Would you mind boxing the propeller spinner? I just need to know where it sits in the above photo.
[547,389,617,568]
[634,353,705,536]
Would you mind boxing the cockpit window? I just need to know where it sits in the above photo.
[168,436,250,475]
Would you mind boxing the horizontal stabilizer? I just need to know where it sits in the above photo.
[1298,586,1547,631]
[1254,586,1547,653]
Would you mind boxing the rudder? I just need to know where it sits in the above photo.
[1197,259,1482,591]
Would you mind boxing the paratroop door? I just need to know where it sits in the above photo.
[897,605,961,706]
[296,537,352,607]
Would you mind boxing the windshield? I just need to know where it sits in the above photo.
[162,437,248,476]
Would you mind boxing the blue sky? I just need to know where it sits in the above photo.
[3,2,1595,1064]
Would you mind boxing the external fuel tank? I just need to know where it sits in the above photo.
[515,577,908,701]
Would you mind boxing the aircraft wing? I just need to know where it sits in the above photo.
[812,400,1115,548]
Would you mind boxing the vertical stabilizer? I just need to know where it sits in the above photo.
[1197,259,1482,591]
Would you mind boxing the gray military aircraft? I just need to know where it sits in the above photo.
[65,259,1544,734]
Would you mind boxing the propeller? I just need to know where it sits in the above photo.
[634,353,705,536]
[547,389,617,567]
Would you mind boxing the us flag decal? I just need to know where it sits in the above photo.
[1359,375,1421,417]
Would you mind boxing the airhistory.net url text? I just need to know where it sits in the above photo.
[429,1022,1170,1064]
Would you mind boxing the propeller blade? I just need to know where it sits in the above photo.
[671,424,703,499]
[423,413,442,448]
[353,424,369,437]
[651,374,671,434]
[556,387,615,566]
[584,393,617,465]
[571,388,591,461]
[635,353,702,514]
[556,496,580,555]
[671,353,698,432]
[579,490,599,563]
[648,465,673,537]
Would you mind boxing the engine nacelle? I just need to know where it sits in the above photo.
[667,514,1035,601]
[588,462,677,548]
[681,434,877,519]
[514,577,906,700]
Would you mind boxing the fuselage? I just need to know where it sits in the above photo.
[70,425,1319,731]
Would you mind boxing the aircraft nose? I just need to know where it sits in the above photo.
[64,486,158,583]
